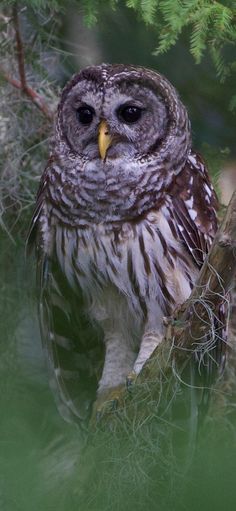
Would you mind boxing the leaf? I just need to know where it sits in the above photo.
[189,7,211,64]
[210,45,231,82]
[229,95,236,112]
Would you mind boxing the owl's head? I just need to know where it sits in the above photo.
[53,65,191,221]
[56,64,191,166]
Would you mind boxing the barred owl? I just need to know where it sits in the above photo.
[28,64,225,423]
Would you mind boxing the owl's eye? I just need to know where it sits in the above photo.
[77,106,95,125]
[118,105,142,124]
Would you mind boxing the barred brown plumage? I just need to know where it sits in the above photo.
[28,64,227,423]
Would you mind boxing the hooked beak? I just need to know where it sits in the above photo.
[98,119,113,160]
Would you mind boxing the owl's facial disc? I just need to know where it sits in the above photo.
[59,78,169,161]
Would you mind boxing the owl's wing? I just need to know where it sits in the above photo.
[168,150,226,381]
[36,251,104,424]
[27,173,104,424]
[169,151,218,267]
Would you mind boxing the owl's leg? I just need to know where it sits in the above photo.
[127,310,165,386]
[132,330,163,376]
[92,331,136,420]
[130,303,166,380]
[126,330,163,388]
[99,332,136,389]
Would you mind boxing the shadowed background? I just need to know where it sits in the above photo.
[0,2,236,510]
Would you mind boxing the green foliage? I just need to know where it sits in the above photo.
[0,0,235,233]
[124,0,236,82]
[1,0,235,81]
[78,0,119,26]
[126,0,159,25]
[38,0,235,85]
[0,0,62,8]
[0,4,58,235]
[87,0,236,88]
[201,143,231,188]
[229,94,236,112]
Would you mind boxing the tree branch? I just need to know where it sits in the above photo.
[12,4,27,90]
[0,5,53,121]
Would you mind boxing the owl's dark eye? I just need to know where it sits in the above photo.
[77,106,95,125]
[118,105,142,124]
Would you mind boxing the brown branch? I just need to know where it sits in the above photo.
[0,67,22,90]
[0,5,53,121]
[12,4,27,90]
[0,65,53,120]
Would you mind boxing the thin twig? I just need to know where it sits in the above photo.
[0,66,22,90]
[0,5,53,121]
[12,4,26,90]
[0,66,53,120]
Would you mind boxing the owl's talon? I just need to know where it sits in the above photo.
[111,398,119,411]
[90,385,126,425]
[126,371,137,390]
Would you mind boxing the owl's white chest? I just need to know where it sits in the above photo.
[54,206,198,345]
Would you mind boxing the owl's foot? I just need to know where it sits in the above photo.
[91,385,126,426]
[126,371,138,390]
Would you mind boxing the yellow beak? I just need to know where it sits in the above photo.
[98,120,113,160]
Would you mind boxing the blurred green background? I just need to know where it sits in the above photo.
[0,2,236,510]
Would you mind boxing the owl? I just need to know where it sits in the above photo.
[28,64,225,423]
